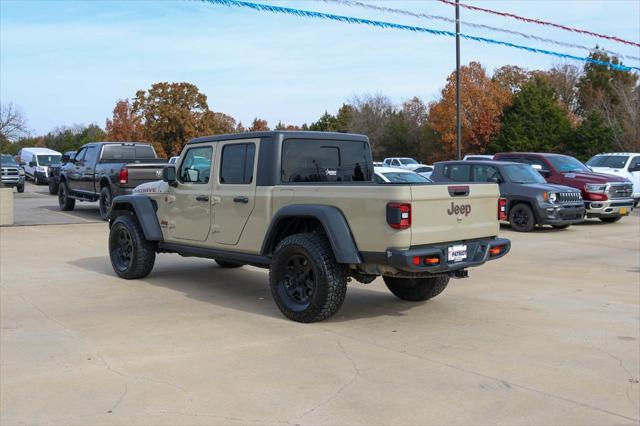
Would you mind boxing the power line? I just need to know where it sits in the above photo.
[200,0,640,72]
[317,0,639,62]
[438,0,640,48]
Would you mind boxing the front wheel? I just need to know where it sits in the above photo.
[33,174,39,185]
[99,186,113,221]
[269,233,347,323]
[600,216,622,223]
[109,215,156,279]
[16,184,24,193]
[508,203,536,232]
[384,275,450,301]
[58,182,75,211]
[48,179,59,195]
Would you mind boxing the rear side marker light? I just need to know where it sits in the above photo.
[387,202,411,230]
[489,246,504,256]
[498,198,507,221]
[424,256,440,265]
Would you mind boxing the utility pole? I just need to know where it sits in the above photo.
[455,0,462,160]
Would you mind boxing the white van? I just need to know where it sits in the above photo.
[18,147,62,185]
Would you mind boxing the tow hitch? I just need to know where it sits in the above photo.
[452,269,469,279]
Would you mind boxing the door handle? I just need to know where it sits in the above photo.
[233,196,249,203]
[196,195,209,202]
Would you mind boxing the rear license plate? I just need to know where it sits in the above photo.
[448,244,467,263]
[620,208,628,215]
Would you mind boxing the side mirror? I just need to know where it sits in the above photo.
[28,161,35,167]
[162,165,177,186]
[629,163,640,172]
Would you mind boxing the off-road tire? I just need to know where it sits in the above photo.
[269,233,347,323]
[109,215,156,279]
[58,182,75,211]
[551,224,570,229]
[48,179,59,195]
[600,216,622,223]
[214,259,244,268]
[17,184,24,193]
[509,203,536,232]
[383,275,450,301]
[99,186,113,221]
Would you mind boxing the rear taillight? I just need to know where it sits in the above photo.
[498,198,507,221]
[119,168,128,184]
[387,202,411,230]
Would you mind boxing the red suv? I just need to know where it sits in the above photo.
[493,153,634,223]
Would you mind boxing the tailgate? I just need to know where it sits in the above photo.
[123,163,166,188]
[410,183,499,245]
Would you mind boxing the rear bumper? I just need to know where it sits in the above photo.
[585,199,634,218]
[361,237,510,274]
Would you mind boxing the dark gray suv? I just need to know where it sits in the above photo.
[431,160,585,232]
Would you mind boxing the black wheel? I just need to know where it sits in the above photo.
[600,216,622,223]
[48,179,59,195]
[33,174,39,185]
[508,203,536,232]
[551,224,570,229]
[58,182,75,211]
[109,215,156,279]
[269,233,347,323]
[383,275,450,301]
[214,259,244,268]
[99,186,113,221]
[17,184,24,193]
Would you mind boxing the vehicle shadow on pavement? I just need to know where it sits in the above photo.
[499,224,570,233]
[69,255,434,322]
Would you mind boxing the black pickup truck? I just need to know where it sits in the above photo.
[58,142,167,219]
[431,160,585,231]
[48,151,77,195]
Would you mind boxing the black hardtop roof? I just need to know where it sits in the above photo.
[436,159,527,167]
[188,131,368,145]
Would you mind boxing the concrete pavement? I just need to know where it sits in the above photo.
[1,215,639,425]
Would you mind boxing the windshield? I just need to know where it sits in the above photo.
[503,164,546,184]
[37,155,61,166]
[586,155,629,169]
[547,155,590,173]
[381,172,429,183]
[400,158,418,165]
[1,154,18,166]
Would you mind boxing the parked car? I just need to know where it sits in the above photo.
[413,165,434,179]
[107,131,510,322]
[17,147,61,185]
[494,152,634,223]
[1,153,25,193]
[431,160,584,231]
[586,153,640,206]
[374,166,431,183]
[463,154,494,161]
[48,150,77,195]
[382,157,430,171]
[58,142,167,220]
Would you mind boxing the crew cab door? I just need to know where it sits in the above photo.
[212,139,258,245]
[67,147,87,193]
[167,144,214,242]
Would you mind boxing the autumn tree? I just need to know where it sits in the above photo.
[105,99,144,142]
[490,77,572,153]
[132,82,216,157]
[347,94,394,158]
[492,65,531,94]
[248,118,270,132]
[275,121,301,130]
[428,62,511,159]
[209,112,237,135]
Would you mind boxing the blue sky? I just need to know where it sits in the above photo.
[1,0,639,135]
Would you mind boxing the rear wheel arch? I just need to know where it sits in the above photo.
[261,205,361,264]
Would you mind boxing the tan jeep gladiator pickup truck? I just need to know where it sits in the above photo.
[107,131,510,322]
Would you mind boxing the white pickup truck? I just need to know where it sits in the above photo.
[587,153,640,206]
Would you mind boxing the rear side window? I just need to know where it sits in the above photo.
[220,143,255,184]
[443,164,471,181]
[101,145,156,160]
[281,139,373,183]
[472,165,500,182]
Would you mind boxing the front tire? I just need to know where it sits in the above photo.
[58,182,75,211]
[214,259,244,268]
[269,233,347,323]
[33,174,39,185]
[600,216,622,223]
[48,179,59,195]
[99,186,113,221]
[17,184,24,193]
[384,275,450,301]
[509,203,536,232]
[109,215,156,279]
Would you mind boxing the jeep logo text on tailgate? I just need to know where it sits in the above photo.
[447,202,471,216]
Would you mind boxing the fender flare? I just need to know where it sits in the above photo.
[261,204,361,264]
[108,195,163,241]
[507,197,541,223]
